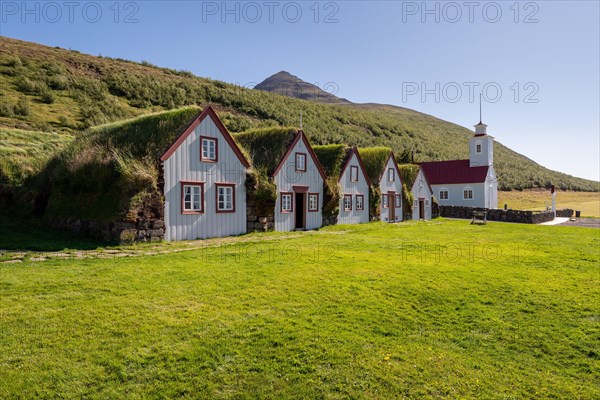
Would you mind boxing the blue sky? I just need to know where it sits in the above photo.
[2,0,599,181]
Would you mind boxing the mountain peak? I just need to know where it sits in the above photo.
[255,71,351,104]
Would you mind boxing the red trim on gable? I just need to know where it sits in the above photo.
[272,130,327,181]
[338,147,372,186]
[160,105,250,167]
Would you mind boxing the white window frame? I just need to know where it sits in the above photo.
[281,193,293,213]
[388,168,395,182]
[439,190,449,200]
[356,194,364,211]
[343,194,352,211]
[463,189,474,200]
[295,153,306,172]
[216,184,234,212]
[201,137,217,161]
[350,166,358,182]
[308,193,318,212]
[182,183,203,213]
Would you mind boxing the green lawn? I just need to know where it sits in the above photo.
[1,220,598,399]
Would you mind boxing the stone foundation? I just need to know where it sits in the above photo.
[50,217,165,243]
[246,199,275,232]
[322,214,338,226]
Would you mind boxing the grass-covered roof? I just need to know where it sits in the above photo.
[359,147,392,184]
[78,106,201,160]
[39,107,202,222]
[312,144,349,180]
[233,127,297,175]
[398,164,421,188]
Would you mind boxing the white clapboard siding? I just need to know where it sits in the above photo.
[338,152,370,225]
[411,168,433,220]
[274,134,323,232]
[379,154,403,222]
[163,114,247,241]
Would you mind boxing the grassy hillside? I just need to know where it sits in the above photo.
[1,221,598,398]
[0,36,597,191]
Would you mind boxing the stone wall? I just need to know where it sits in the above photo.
[322,214,338,227]
[51,217,165,243]
[246,199,275,232]
[556,209,574,218]
[432,200,440,219]
[439,206,555,224]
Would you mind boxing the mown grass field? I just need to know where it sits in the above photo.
[1,219,598,399]
[500,190,600,218]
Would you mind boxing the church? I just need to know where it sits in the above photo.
[420,120,498,209]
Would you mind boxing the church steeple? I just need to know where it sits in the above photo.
[474,121,488,136]
[469,98,494,167]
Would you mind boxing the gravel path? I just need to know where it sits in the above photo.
[558,218,600,228]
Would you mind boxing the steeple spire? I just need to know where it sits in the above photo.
[479,93,482,124]
[474,94,487,136]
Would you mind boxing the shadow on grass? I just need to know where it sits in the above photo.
[0,211,104,251]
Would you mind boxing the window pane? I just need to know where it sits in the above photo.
[226,188,232,209]
[202,139,216,160]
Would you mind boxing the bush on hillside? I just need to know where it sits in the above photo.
[14,96,30,116]
[0,103,13,117]
[16,76,37,93]
[40,87,56,104]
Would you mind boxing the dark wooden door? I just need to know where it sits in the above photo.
[388,191,395,222]
[295,192,305,229]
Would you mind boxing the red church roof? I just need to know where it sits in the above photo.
[419,159,489,185]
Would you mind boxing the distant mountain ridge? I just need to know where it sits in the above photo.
[255,71,351,104]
